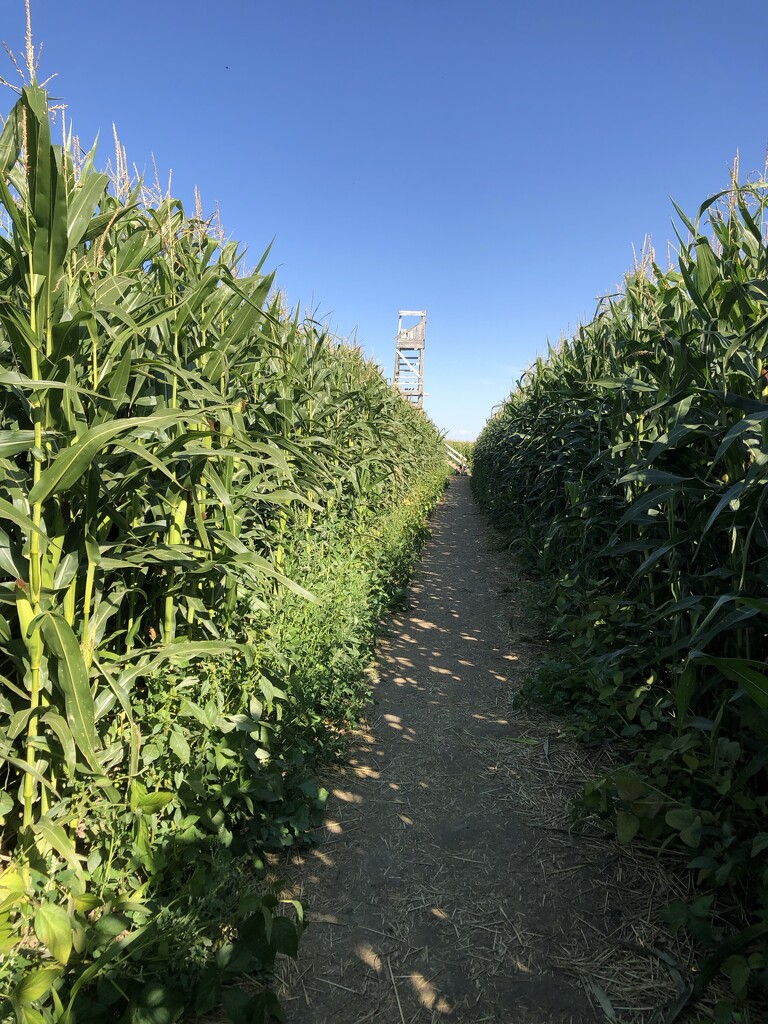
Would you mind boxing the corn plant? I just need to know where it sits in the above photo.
[0,70,449,1020]
[473,183,768,1010]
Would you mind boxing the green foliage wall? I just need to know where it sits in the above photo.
[0,83,449,1021]
[473,185,768,1007]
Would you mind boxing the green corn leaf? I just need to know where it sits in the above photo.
[29,410,197,504]
[109,640,248,691]
[0,368,101,399]
[0,497,46,538]
[39,613,102,771]
[670,197,697,235]
[691,654,768,709]
[0,430,36,458]
[31,815,84,878]
[22,87,69,305]
[66,170,109,251]
[712,407,768,466]
[618,469,692,486]
[616,487,676,529]
[41,711,78,774]
[112,438,178,482]
[60,923,151,1023]
[688,605,758,653]
[105,344,134,410]
[75,206,131,249]
[696,481,750,553]
[736,596,768,617]
[0,96,22,175]
[675,661,698,724]
[692,237,719,306]
[646,423,705,464]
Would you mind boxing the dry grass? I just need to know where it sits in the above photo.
[268,484,763,1024]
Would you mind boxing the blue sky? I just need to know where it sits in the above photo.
[3,1,768,438]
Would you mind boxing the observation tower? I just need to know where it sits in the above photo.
[393,310,426,409]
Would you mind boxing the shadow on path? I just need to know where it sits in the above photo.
[278,477,600,1023]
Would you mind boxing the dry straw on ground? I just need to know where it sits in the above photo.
[268,479,757,1024]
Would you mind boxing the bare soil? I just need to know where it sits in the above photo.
[274,477,706,1024]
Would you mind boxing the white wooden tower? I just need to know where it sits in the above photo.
[393,310,426,409]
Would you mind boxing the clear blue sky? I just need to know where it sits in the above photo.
[3,1,768,438]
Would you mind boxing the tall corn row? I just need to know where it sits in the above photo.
[0,82,449,1019]
[473,185,768,1004]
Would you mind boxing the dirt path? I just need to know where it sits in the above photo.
[275,477,685,1023]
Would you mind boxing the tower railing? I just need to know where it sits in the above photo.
[393,310,426,408]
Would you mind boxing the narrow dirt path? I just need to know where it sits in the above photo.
[275,477,679,1023]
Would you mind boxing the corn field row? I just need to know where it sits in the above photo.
[473,183,768,1013]
[0,81,449,1021]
